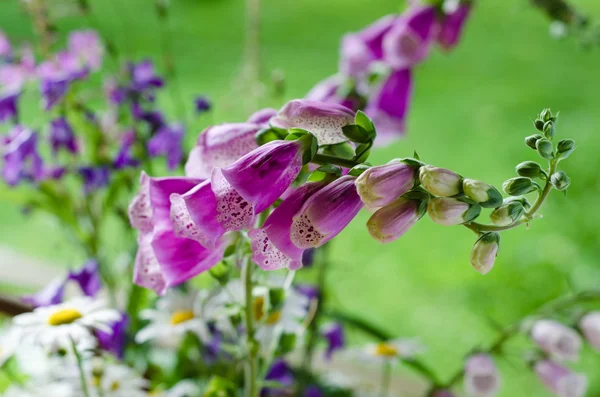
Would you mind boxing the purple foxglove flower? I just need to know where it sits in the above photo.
[355,159,417,208]
[37,61,71,110]
[148,124,184,170]
[0,87,19,123]
[322,322,345,360]
[250,182,326,270]
[291,176,363,249]
[68,30,104,71]
[220,139,306,214]
[531,320,582,362]
[194,96,211,114]
[0,64,29,91]
[129,60,164,92]
[262,359,295,396]
[271,99,355,145]
[56,51,88,81]
[2,126,44,186]
[22,277,66,307]
[367,198,421,243]
[470,232,499,275]
[534,360,587,397]
[302,248,316,267]
[427,197,480,226]
[49,118,78,154]
[382,5,438,69]
[68,259,102,297]
[579,311,600,351]
[96,313,128,359]
[136,108,165,133]
[114,130,139,169]
[247,108,277,126]
[438,4,472,50]
[295,284,320,301]
[365,68,413,144]
[419,165,463,197]
[304,386,324,397]
[184,123,260,179]
[306,75,342,103]
[0,30,10,58]
[79,166,110,193]
[464,354,500,397]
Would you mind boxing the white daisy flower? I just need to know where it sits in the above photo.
[2,383,76,397]
[12,297,121,349]
[348,338,425,366]
[136,289,210,344]
[0,327,21,367]
[84,362,149,397]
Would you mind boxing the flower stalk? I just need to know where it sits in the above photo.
[243,256,259,397]
[71,337,91,397]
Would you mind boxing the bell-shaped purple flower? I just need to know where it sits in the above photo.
[148,124,184,170]
[305,75,361,111]
[367,198,421,243]
[185,123,261,179]
[271,99,355,145]
[0,87,19,123]
[96,313,128,359]
[365,68,413,144]
[68,259,102,297]
[579,311,600,352]
[464,354,501,397]
[129,60,164,92]
[247,108,277,125]
[220,139,306,214]
[37,61,71,111]
[438,4,472,50]
[355,159,417,208]
[79,166,110,194]
[50,117,78,154]
[291,176,363,249]
[194,96,211,114]
[322,322,345,360]
[250,182,326,270]
[531,320,582,362]
[2,126,44,186]
[68,30,104,71]
[262,359,295,396]
[114,130,139,169]
[534,360,587,397]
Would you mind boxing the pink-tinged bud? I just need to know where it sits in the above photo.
[291,176,363,249]
[185,123,260,179]
[367,198,422,243]
[271,99,355,145]
[419,165,463,197]
[355,160,417,208]
[579,311,600,351]
[438,4,472,50]
[462,179,503,209]
[531,320,582,362]
[427,197,481,226]
[470,232,499,275]
[464,354,501,397]
[534,360,588,397]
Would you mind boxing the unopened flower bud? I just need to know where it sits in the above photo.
[367,198,423,243]
[419,165,462,197]
[464,354,501,397]
[355,159,417,208]
[579,312,600,352]
[489,200,526,226]
[550,171,570,191]
[516,161,543,178]
[534,119,545,131]
[428,198,481,226]
[470,232,500,275]
[531,319,582,361]
[556,139,576,160]
[543,120,555,140]
[534,360,587,397]
[502,177,538,196]
[536,138,554,159]
[525,134,543,149]
[540,108,553,123]
[462,179,503,208]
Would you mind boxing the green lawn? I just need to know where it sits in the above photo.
[2,0,600,395]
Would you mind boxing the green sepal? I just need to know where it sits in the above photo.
[525,134,543,150]
[479,187,504,209]
[401,157,425,168]
[502,177,539,196]
[355,110,377,139]
[342,124,372,143]
[354,142,371,163]
[286,130,318,165]
[322,142,355,159]
[255,127,288,145]
[463,203,482,223]
[348,164,371,177]
[556,139,576,160]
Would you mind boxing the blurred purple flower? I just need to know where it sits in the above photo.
[50,117,78,154]
[301,248,316,268]
[2,126,44,186]
[322,322,345,360]
[68,259,102,297]
[79,166,110,194]
[438,4,472,50]
[147,124,184,170]
[304,386,323,397]
[56,51,88,81]
[194,96,211,114]
[129,60,164,92]
[295,284,320,301]
[262,359,295,396]
[464,354,500,397]
[97,313,128,359]
[0,87,19,123]
[0,30,11,58]
[247,108,277,126]
[68,30,104,71]
[0,64,28,91]
[534,360,588,397]
[114,130,139,169]
[22,278,66,307]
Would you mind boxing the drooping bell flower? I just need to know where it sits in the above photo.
[79,166,110,194]
[271,99,355,145]
[531,320,582,362]
[49,117,78,155]
[68,30,104,71]
[438,3,472,50]
[0,87,19,123]
[470,232,500,275]
[184,123,261,179]
[579,311,600,351]
[365,68,413,144]
[220,138,308,214]
[247,108,277,125]
[427,197,481,226]
[129,60,164,92]
[96,313,128,359]
[250,181,326,270]
[2,126,44,186]
[382,5,438,69]
[262,359,295,396]
[355,159,417,208]
[194,96,211,114]
[291,176,363,249]
[114,130,139,169]
[464,354,501,397]
[68,259,102,297]
[305,75,362,112]
[534,360,588,397]
[367,198,422,243]
[0,30,10,59]
[147,124,184,170]
[322,322,345,360]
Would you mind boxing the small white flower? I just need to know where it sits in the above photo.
[3,383,76,397]
[12,297,120,349]
[85,362,149,397]
[348,338,425,366]
[164,380,201,397]
[0,327,21,367]
[136,289,210,344]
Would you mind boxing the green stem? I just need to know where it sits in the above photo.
[380,360,393,397]
[312,154,362,169]
[71,337,91,397]
[243,258,259,397]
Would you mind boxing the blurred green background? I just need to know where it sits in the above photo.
[1,0,600,395]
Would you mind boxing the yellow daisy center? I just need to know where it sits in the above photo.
[48,308,83,326]
[253,296,266,322]
[375,343,398,357]
[265,311,281,325]
[170,310,194,325]
[110,381,120,391]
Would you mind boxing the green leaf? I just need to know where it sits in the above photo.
[342,124,372,143]
[355,110,376,138]
[354,142,372,163]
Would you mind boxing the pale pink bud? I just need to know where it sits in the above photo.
[531,320,582,362]
[464,354,500,397]
[534,360,587,397]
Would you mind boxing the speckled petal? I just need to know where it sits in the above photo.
[212,168,255,231]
